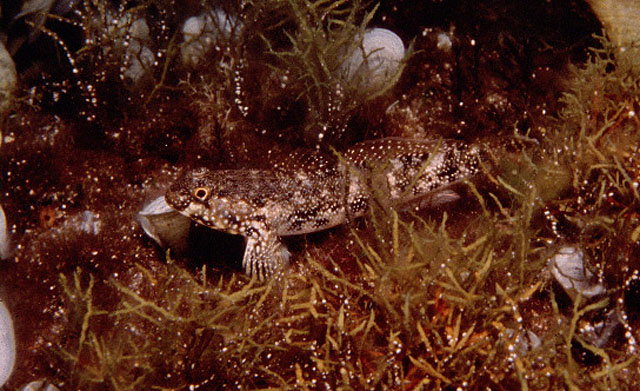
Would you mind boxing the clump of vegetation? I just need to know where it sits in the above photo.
[542,32,640,294]
[9,0,409,162]
[249,0,409,147]
[38,31,640,390]
[182,0,411,160]
[261,0,374,145]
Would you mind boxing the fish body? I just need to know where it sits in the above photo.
[166,138,480,279]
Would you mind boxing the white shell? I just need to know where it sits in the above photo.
[180,9,242,67]
[549,245,606,298]
[182,15,207,38]
[128,18,150,41]
[102,13,154,83]
[0,204,11,260]
[106,13,150,41]
[436,32,453,51]
[341,28,405,93]
[123,42,155,83]
[0,41,17,117]
[138,196,191,251]
[504,328,541,354]
[0,300,15,387]
[20,380,60,391]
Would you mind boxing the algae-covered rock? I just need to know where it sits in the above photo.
[587,0,640,49]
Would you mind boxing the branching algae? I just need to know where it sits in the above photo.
[254,0,410,146]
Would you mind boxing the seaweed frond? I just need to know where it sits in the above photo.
[259,0,407,145]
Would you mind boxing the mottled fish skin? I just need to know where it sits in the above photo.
[165,138,480,279]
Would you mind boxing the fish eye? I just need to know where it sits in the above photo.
[194,187,210,201]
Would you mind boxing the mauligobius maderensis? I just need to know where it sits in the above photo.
[165,138,482,280]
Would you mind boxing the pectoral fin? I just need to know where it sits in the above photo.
[243,233,291,280]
